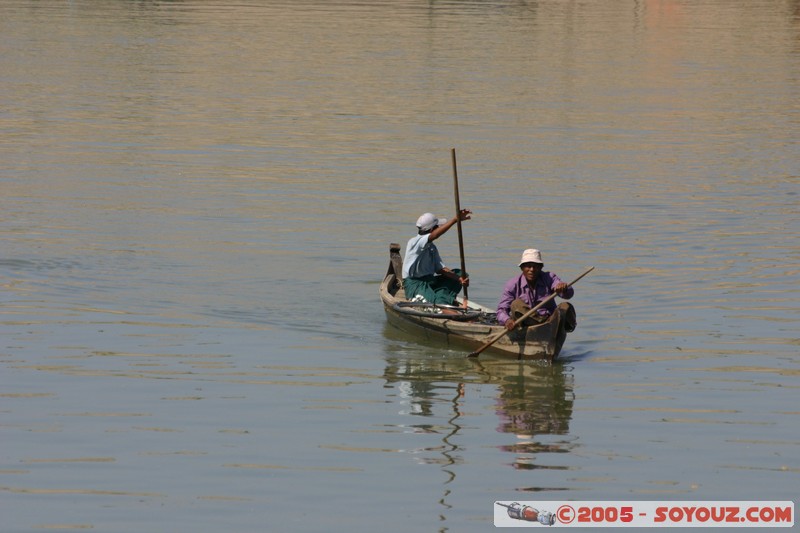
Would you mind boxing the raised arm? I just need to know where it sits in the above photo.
[428,209,471,242]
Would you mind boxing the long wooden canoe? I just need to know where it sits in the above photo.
[379,244,569,361]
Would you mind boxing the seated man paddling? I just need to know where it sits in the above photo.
[496,249,577,331]
[402,210,472,311]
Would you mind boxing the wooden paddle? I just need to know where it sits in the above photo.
[451,148,469,301]
[467,266,595,358]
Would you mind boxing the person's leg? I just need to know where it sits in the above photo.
[558,302,577,332]
[510,298,546,326]
[429,269,465,305]
[403,276,437,302]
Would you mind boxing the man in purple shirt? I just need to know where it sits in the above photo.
[496,249,574,331]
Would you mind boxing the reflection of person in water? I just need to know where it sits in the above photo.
[494,364,574,438]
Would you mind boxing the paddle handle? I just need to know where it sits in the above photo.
[451,148,468,300]
[467,266,595,358]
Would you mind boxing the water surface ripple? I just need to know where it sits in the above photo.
[1,1,798,531]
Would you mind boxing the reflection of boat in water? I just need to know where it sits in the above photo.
[382,352,575,474]
[380,244,572,361]
[489,360,573,441]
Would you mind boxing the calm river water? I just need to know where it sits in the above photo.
[1,1,798,531]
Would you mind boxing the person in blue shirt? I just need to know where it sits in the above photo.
[402,210,471,305]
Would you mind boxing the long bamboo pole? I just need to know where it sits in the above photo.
[451,148,468,301]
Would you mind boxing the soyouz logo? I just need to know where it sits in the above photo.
[494,501,794,528]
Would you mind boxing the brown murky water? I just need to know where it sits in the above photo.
[1,1,798,530]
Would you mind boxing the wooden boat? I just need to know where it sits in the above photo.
[380,244,570,361]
